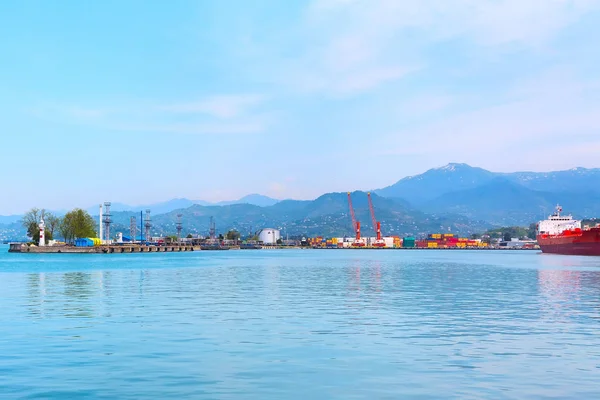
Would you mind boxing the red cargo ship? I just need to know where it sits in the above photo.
[536,205,600,256]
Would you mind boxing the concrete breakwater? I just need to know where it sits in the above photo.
[9,243,199,254]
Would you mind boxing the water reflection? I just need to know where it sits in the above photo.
[345,259,385,306]
[25,271,107,319]
[537,268,600,322]
[538,253,600,269]
[538,269,581,301]
[26,273,46,318]
[347,259,362,295]
[6,250,600,398]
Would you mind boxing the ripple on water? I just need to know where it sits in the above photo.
[1,248,600,399]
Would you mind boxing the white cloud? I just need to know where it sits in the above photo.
[309,0,600,46]
[28,94,270,135]
[270,0,599,96]
[373,68,600,170]
[27,104,110,122]
[114,120,266,135]
[159,94,266,119]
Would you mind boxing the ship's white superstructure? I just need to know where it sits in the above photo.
[537,205,581,235]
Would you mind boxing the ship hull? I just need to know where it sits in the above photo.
[537,228,600,256]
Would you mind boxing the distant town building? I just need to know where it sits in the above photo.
[499,238,537,249]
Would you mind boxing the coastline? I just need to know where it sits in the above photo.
[8,243,537,254]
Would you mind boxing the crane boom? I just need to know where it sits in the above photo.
[368,192,384,244]
[347,192,357,232]
[367,192,377,234]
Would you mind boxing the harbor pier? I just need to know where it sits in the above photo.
[9,243,199,254]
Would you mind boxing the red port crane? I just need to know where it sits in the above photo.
[367,192,386,248]
[347,192,365,247]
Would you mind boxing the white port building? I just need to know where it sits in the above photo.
[258,228,281,245]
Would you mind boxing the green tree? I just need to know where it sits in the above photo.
[503,232,512,242]
[276,238,283,245]
[218,233,224,240]
[45,212,60,238]
[21,208,43,239]
[21,208,53,245]
[527,223,537,239]
[186,233,193,239]
[225,230,241,241]
[59,209,96,243]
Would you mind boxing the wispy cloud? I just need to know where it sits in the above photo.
[373,67,600,170]
[28,94,271,135]
[114,120,267,135]
[28,104,110,122]
[158,94,266,118]
[309,0,600,46]
[230,0,598,99]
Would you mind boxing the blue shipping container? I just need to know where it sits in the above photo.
[75,238,93,247]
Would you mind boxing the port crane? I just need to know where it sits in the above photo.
[347,192,365,247]
[368,192,386,248]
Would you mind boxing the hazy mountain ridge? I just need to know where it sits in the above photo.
[375,163,497,203]
[83,194,281,215]
[93,191,491,239]
[379,164,600,225]
[0,215,22,225]
[3,164,600,240]
[377,163,600,202]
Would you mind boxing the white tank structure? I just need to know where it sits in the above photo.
[257,228,281,245]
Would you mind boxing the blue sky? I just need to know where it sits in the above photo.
[1,0,599,214]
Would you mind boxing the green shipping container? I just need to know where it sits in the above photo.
[402,237,416,248]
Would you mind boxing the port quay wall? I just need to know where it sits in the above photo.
[10,244,198,254]
[9,243,534,253]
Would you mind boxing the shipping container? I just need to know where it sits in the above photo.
[75,238,93,247]
[403,237,416,248]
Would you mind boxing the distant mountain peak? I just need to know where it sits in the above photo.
[437,162,470,172]
[215,194,280,207]
[375,163,496,203]
[568,167,588,172]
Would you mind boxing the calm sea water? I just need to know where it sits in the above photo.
[1,246,600,399]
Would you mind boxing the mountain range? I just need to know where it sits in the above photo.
[83,194,280,215]
[2,163,600,240]
[375,163,600,225]
[101,191,490,239]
